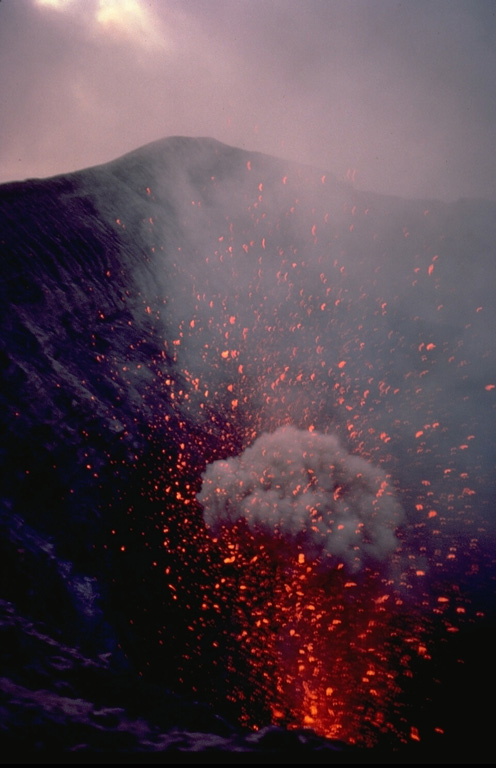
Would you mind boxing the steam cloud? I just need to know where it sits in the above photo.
[198,426,404,573]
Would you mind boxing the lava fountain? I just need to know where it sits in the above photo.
[197,426,426,747]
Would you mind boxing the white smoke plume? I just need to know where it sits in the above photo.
[198,426,404,573]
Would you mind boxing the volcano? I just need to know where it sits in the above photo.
[0,137,494,761]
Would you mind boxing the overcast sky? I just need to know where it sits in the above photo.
[1,0,495,200]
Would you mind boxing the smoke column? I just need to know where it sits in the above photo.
[198,426,404,573]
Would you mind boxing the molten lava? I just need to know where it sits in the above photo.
[205,524,427,748]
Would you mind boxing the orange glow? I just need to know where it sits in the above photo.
[199,520,426,748]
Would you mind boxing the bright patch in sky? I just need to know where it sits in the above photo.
[96,0,163,48]
[35,0,166,50]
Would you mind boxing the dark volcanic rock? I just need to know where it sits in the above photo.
[1,598,359,759]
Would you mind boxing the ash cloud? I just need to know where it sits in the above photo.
[198,426,404,573]
[81,135,496,557]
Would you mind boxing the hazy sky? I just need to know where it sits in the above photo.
[1,0,495,200]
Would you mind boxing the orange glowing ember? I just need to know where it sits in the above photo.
[202,523,423,749]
